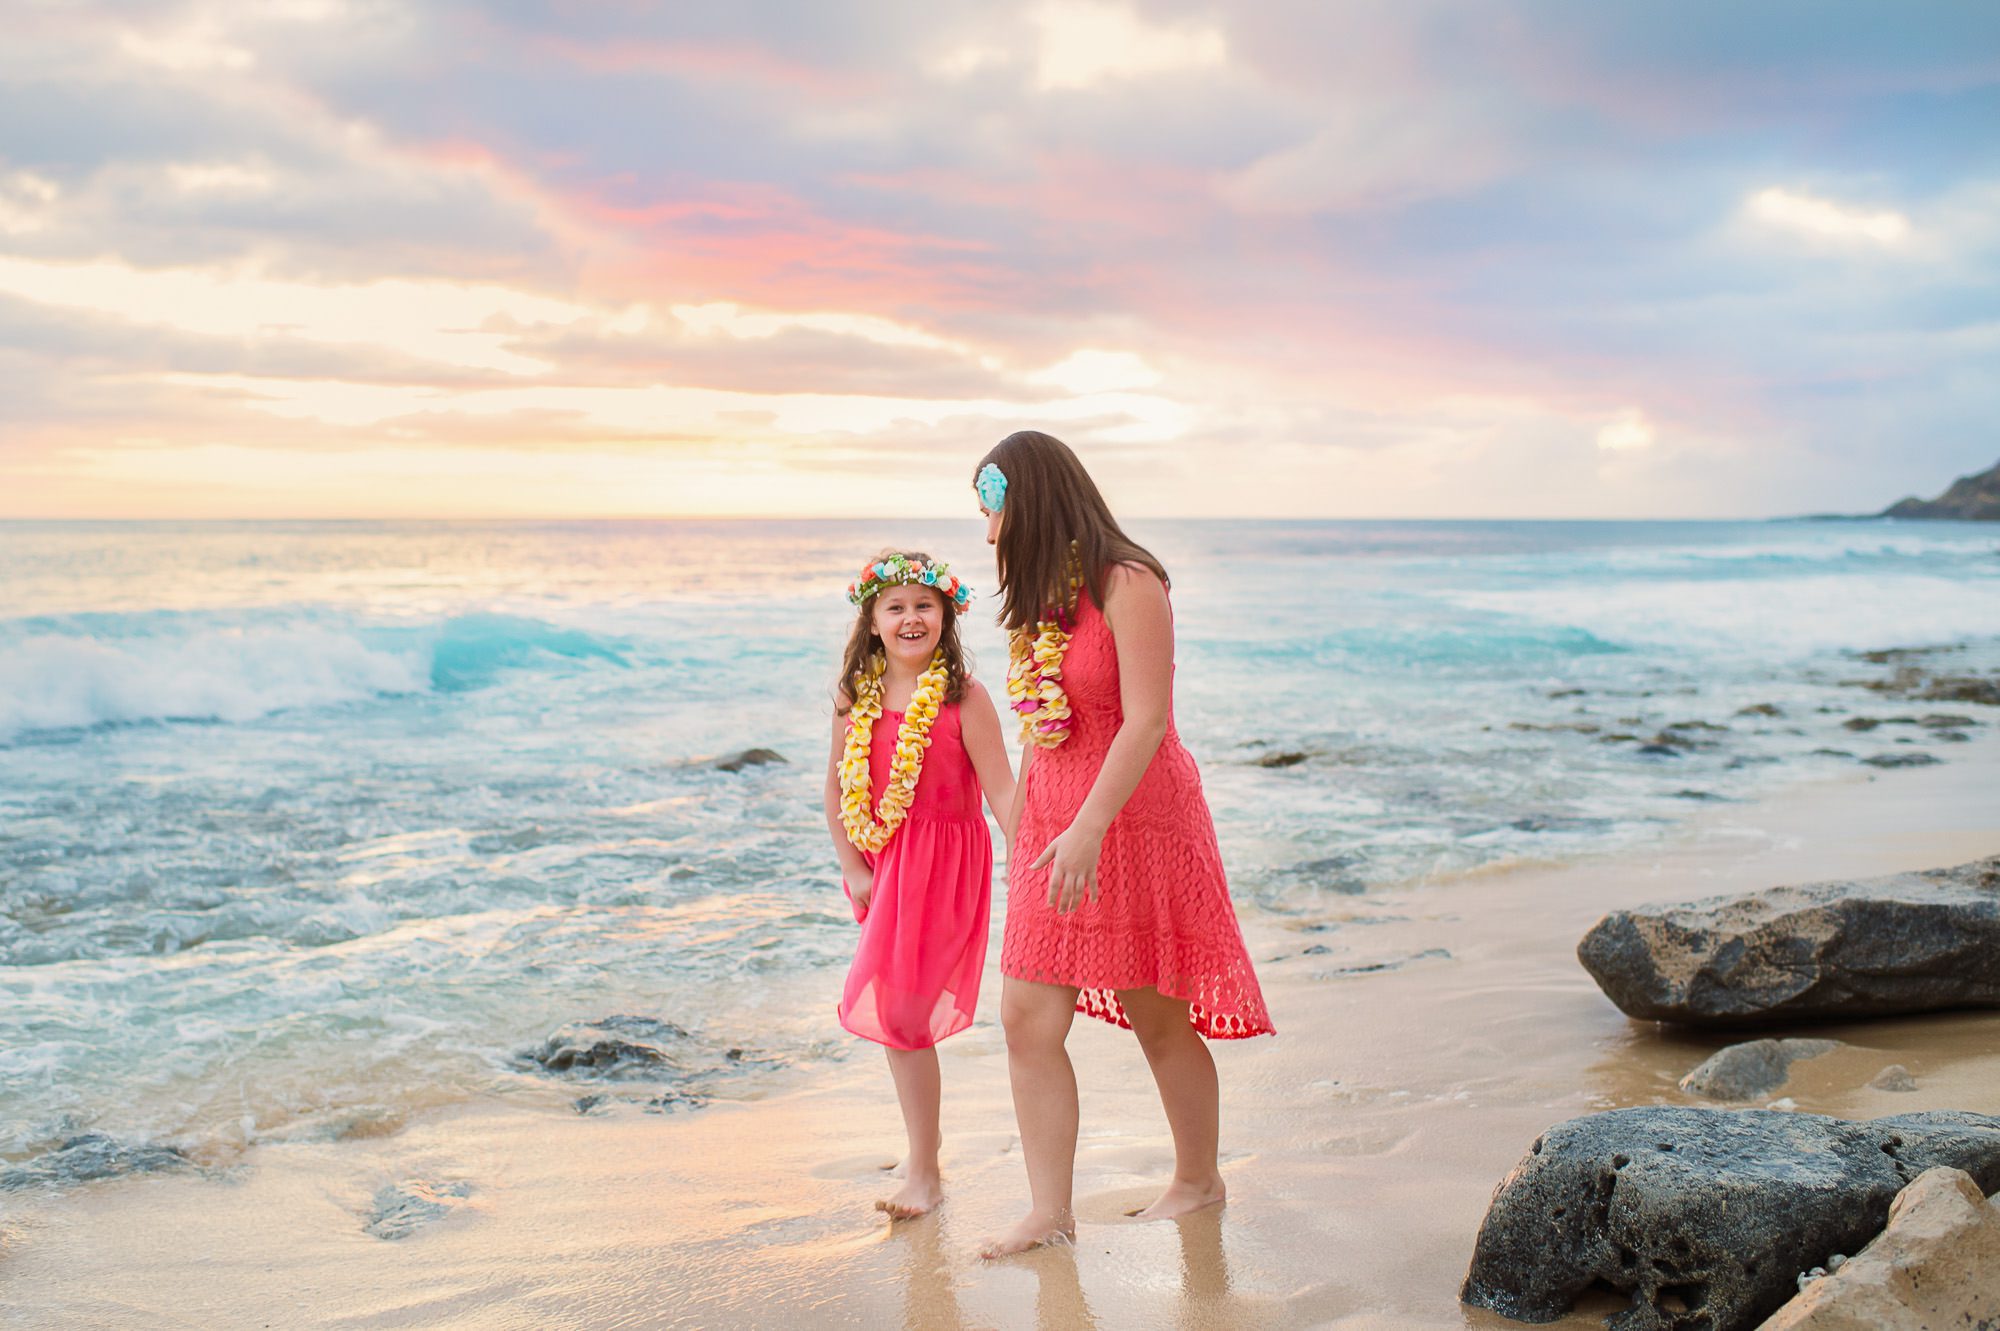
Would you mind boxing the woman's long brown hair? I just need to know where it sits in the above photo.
[832,549,970,714]
[973,431,1167,631]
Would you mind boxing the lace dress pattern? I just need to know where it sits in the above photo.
[1002,587,1274,1039]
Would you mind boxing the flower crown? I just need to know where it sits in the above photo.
[846,553,974,614]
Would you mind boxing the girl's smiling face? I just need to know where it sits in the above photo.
[871,583,947,666]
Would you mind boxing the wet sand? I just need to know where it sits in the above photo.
[4,733,1997,1330]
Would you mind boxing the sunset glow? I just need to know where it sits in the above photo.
[3,3,1995,518]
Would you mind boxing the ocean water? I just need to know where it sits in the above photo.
[3,518,1998,1171]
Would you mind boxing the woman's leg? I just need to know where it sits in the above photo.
[980,976,1081,1257]
[1116,985,1226,1219]
[879,1044,943,1218]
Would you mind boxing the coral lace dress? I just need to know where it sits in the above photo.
[838,701,992,1050]
[1004,589,1274,1039]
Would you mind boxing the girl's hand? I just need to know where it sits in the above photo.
[1031,823,1102,914]
[847,869,875,920]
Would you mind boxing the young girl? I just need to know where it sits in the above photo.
[822,549,1015,1220]
[971,431,1274,1258]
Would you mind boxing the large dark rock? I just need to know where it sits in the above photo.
[1881,456,2000,521]
[1576,857,2000,1025]
[1459,1107,2000,1330]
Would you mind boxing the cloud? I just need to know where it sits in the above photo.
[1596,409,1655,452]
[1026,349,1161,394]
[0,254,606,374]
[4,1,1999,517]
[1030,3,1227,90]
[1745,187,1912,249]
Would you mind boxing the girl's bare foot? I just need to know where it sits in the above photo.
[1125,1175,1225,1220]
[977,1208,1075,1258]
[875,1172,943,1220]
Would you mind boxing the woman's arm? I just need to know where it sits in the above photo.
[822,708,876,911]
[1032,563,1173,912]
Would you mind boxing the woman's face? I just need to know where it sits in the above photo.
[978,501,1001,547]
[870,583,947,668]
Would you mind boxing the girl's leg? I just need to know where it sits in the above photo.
[879,1044,943,1218]
[1116,985,1226,1219]
[980,976,1081,1257]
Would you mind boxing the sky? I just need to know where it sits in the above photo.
[1,1,1997,519]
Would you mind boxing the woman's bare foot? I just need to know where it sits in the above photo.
[977,1208,1075,1258]
[875,1172,943,1220]
[1125,1175,1226,1220]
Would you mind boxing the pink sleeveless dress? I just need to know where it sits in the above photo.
[1004,589,1274,1039]
[838,700,992,1050]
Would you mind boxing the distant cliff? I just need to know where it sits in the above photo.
[1883,458,2000,520]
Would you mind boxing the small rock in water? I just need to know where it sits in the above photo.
[365,1179,472,1240]
[1842,717,1883,732]
[1254,750,1310,768]
[1287,853,1363,875]
[1920,675,2000,706]
[1672,789,1726,801]
[1634,743,1682,757]
[1917,713,1978,729]
[572,1093,610,1115]
[644,1088,709,1113]
[1679,1038,1841,1101]
[1870,1064,1918,1093]
[1736,703,1784,718]
[1861,751,1941,768]
[1316,947,1450,977]
[712,747,786,773]
[0,1133,194,1191]
[520,1014,693,1079]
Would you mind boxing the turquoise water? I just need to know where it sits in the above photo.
[3,518,1997,1167]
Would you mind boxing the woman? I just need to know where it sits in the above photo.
[973,430,1273,1258]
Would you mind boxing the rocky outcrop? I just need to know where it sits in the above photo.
[1757,1167,2000,1329]
[1576,857,2000,1026]
[1882,457,2000,521]
[1459,1107,2000,1331]
[1678,1039,1840,1101]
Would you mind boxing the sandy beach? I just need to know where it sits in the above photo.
[2,726,1994,1330]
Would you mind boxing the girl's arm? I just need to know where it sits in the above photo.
[822,708,876,910]
[1006,742,1035,849]
[959,677,1016,839]
[1032,563,1173,912]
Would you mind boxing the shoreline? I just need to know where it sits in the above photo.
[4,731,1998,1329]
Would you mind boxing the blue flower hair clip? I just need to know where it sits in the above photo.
[975,462,1008,511]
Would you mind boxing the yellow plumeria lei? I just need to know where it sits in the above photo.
[840,649,950,853]
[1005,547,1083,749]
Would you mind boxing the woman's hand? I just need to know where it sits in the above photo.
[847,868,875,919]
[1031,823,1103,914]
